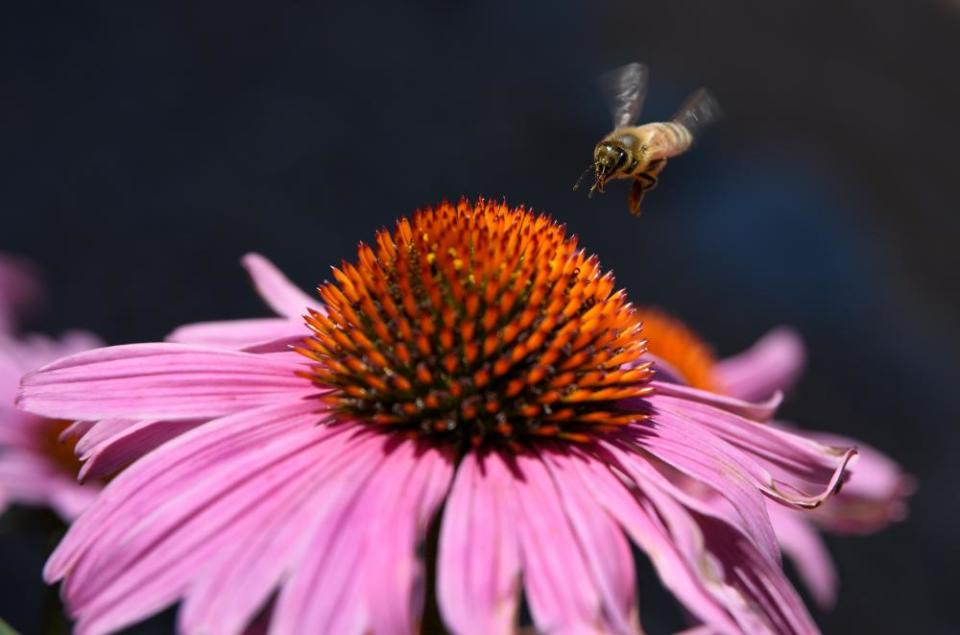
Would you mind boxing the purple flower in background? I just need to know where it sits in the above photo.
[18,201,857,634]
[0,253,43,333]
[0,254,103,520]
[636,308,914,609]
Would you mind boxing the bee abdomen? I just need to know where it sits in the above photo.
[656,122,693,156]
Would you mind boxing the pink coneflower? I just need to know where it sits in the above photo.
[19,200,857,635]
[0,331,104,520]
[635,308,913,609]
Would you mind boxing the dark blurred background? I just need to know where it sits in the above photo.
[2,1,958,633]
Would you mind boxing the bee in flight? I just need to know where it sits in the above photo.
[574,62,722,216]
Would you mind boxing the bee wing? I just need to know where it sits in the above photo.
[671,88,722,138]
[599,62,648,129]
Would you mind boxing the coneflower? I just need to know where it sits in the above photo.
[19,200,856,635]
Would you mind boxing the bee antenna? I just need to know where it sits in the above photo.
[572,163,596,192]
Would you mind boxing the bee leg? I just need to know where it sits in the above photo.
[629,173,658,216]
[629,179,647,216]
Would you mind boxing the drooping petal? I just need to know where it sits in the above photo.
[767,504,837,609]
[437,452,522,635]
[271,436,450,635]
[167,318,309,351]
[651,395,857,509]
[713,328,806,402]
[363,444,454,635]
[63,403,339,635]
[45,399,327,584]
[568,453,741,635]
[18,344,313,421]
[621,463,815,635]
[241,253,323,318]
[689,509,819,635]
[541,450,639,634]
[511,452,631,635]
[610,425,781,566]
[178,429,388,635]
[573,447,819,635]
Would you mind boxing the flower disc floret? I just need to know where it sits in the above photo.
[296,199,653,446]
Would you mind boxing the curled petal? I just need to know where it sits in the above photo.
[805,432,914,534]
[651,395,857,510]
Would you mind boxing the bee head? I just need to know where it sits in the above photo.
[590,143,626,194]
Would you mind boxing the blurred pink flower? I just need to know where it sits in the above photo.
[637,308,914,609]
[0,332,104,520]
[18,201,856,635]
[0,253,43,333]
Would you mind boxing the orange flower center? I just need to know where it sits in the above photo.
[296,199,653,447]
[633,308,718,391]
[39,419,85,477]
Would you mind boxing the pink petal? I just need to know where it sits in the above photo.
[272,436,448,635]
[805,432,913,534]
[568,453,741,634]
[167,317,308,351]
[767,504,837,609]
[651,395,857,509]
[45,399,327,583]
[65,404,341,634]
[0,407,37,447]
[541,450,639,634]
[241,253,322,318]
[59,420,95,442]
[647,381,783,422]
[713,328,806,402]
[78,419,205,481]
[610,426,781,566]
[178,429,389,635]
[0,451,98,520]
[48,480,100,520]
[688,509,818,635]
[0,451,65,504]
[511,452,622,634]
[74,419,141,456]
[18,343,313,421]
[438,452,522,635]
[363,444,454,635]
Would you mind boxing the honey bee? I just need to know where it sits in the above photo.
[574,63,722,216]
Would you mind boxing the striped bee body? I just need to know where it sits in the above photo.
[575,63,721,217]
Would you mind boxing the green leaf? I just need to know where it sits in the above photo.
[0,617,20,635]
